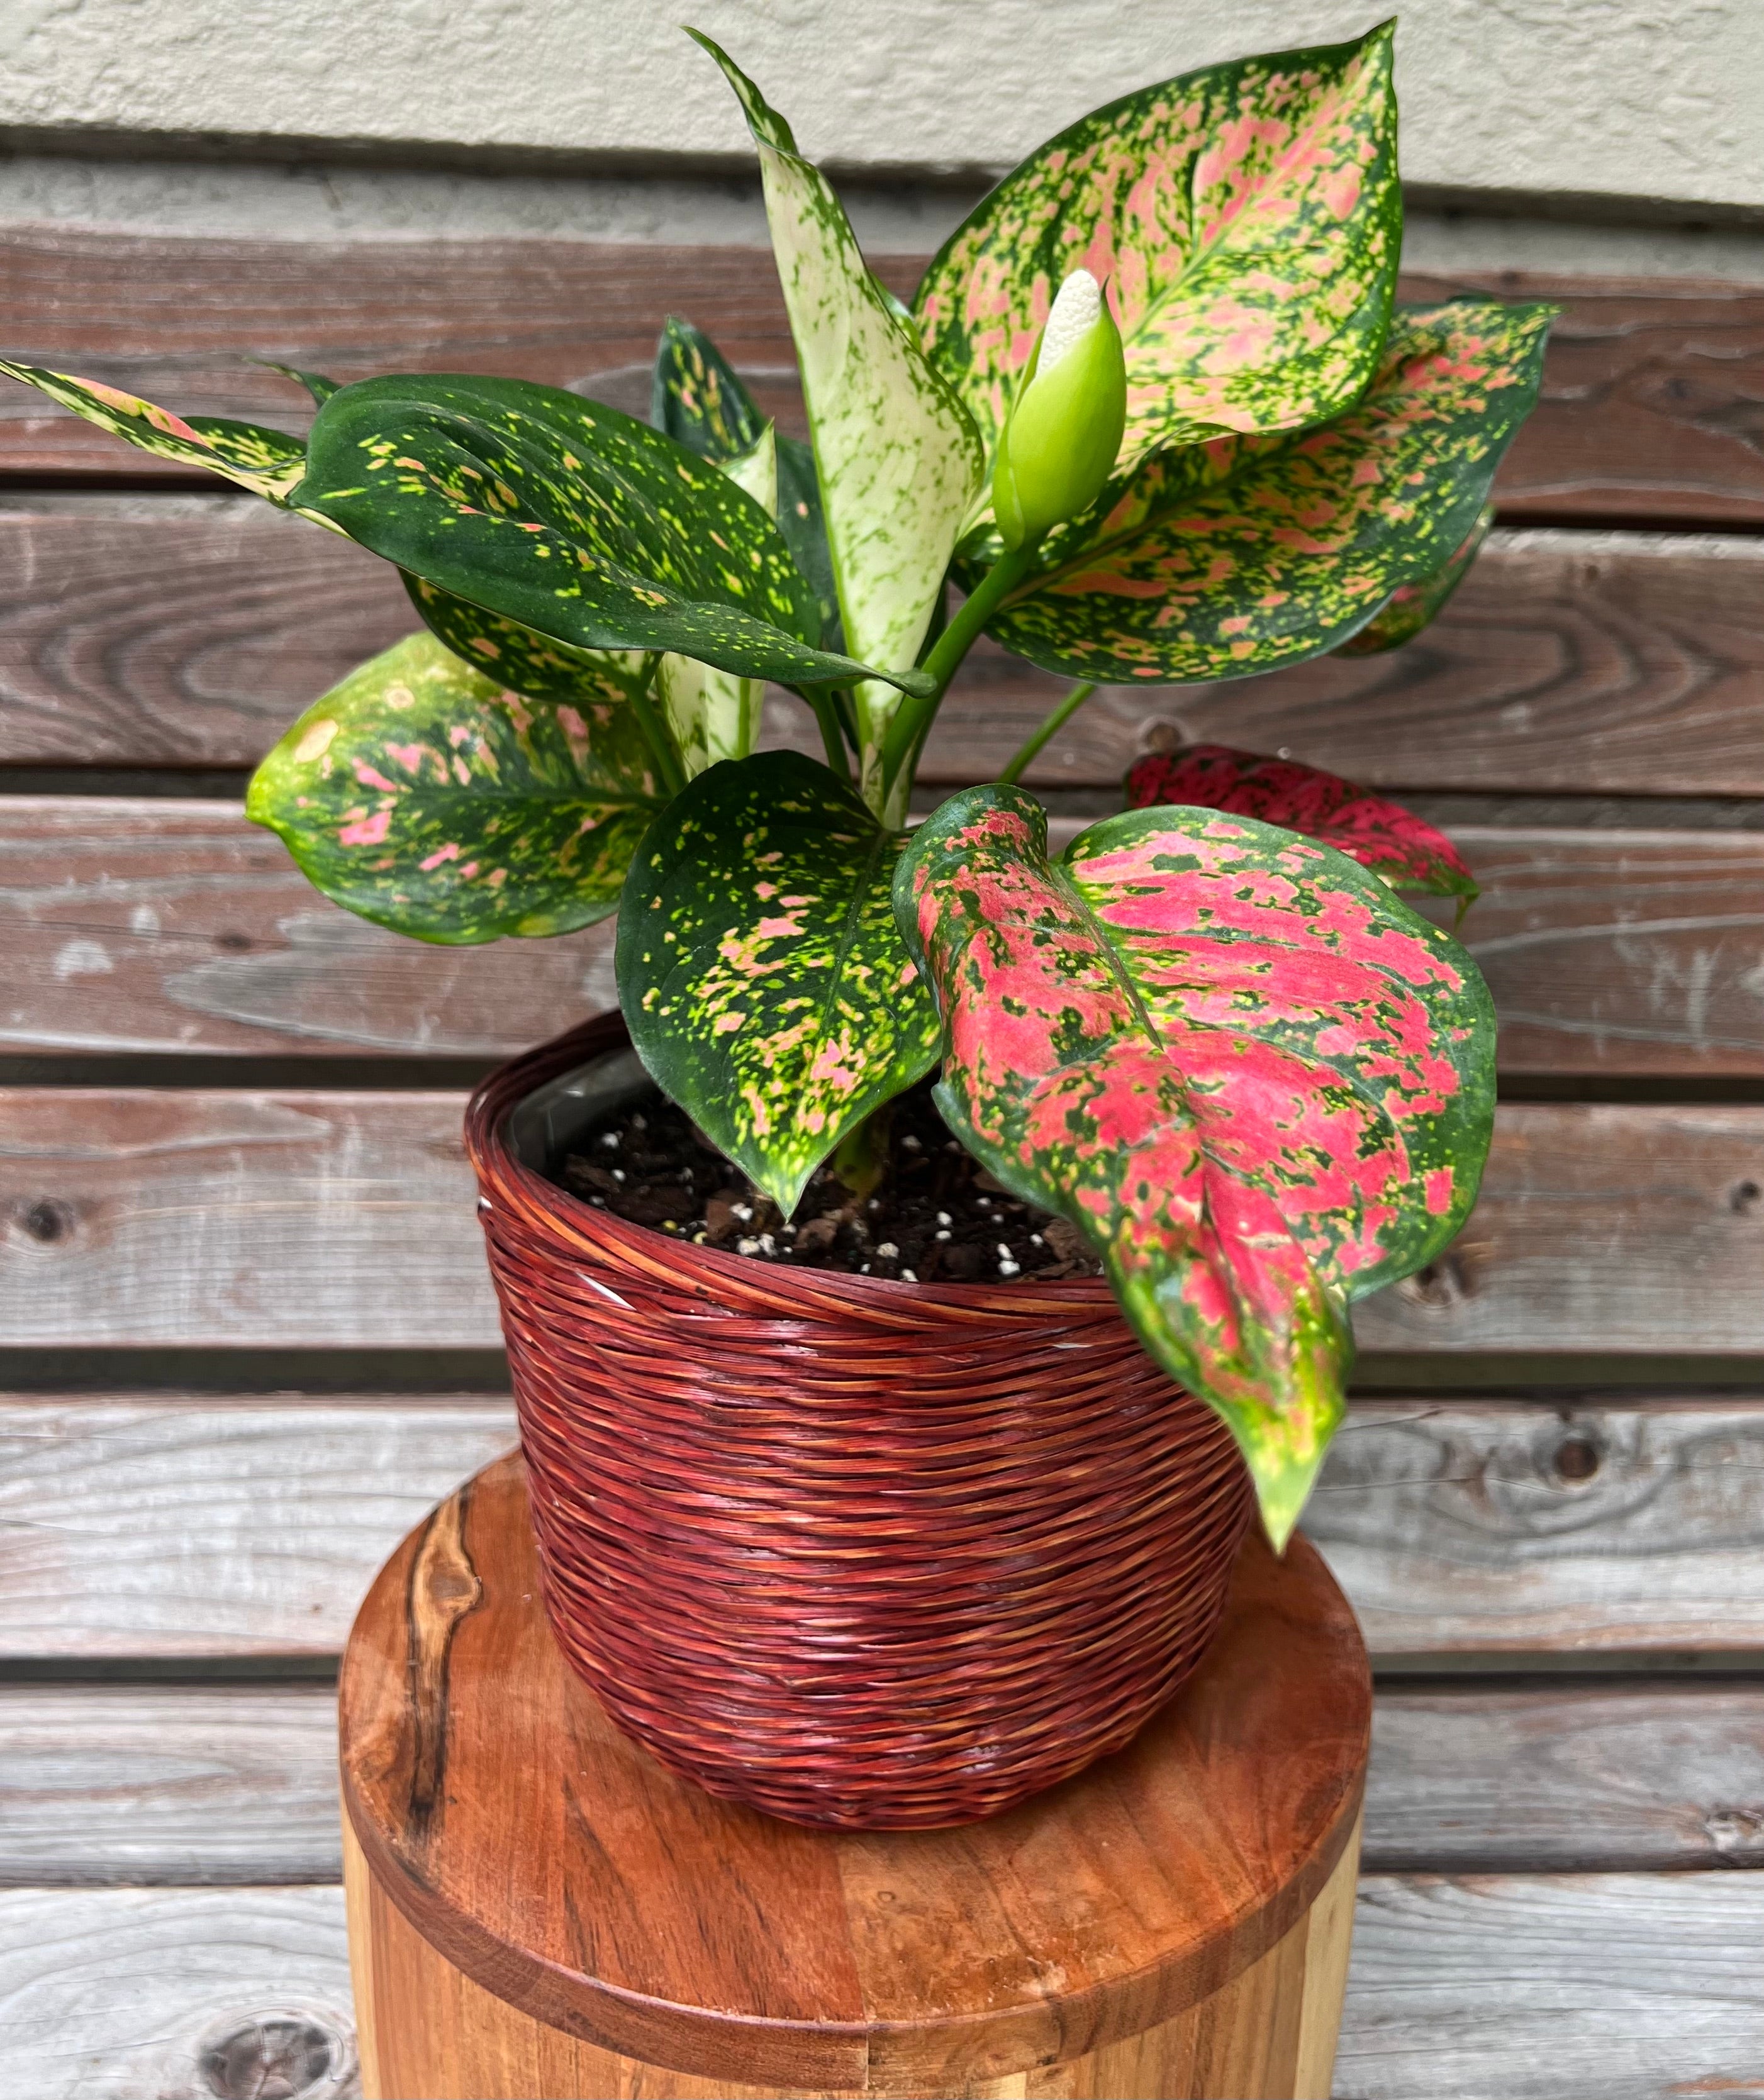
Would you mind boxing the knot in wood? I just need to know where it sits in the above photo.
[13,1196,75,1246]
[196,2012,347,2099]
[1397,1250,1473,1312]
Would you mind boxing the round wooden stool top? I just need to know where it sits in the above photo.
[340,1453,1369,2097]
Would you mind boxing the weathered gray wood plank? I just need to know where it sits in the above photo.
[0,1686,343,1884]
[1349,1106,1764,1355]
[1366,1684,1764,1870]
[0,796,619,1058]
[3,237,1759,531]
[0,1399,515,1654]
[6,514,1764,796]
[1338,1872,1764,2100]
[933,531,1764,799]
[9,801,1764,1074]
[9,1397,1764,1657]
[4,1096,1760,1350]
[1312,1398,1764,1651]
[0,1884,357,2099]
[3,1875,1761,2100]
[10,1679,1764,1883]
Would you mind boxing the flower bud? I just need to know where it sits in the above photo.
[992,270,1128,550]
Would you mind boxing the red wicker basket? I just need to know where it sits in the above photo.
[465,1013,1254,1830]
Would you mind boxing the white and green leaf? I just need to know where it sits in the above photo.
[693,32,985,812]
[658,422,777,774]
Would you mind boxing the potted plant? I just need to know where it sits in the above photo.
[4,25,1549,1829]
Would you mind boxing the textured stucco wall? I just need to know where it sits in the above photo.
[2,0,1761,213]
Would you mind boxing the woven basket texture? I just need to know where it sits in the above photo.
[466,1014,1255,1830]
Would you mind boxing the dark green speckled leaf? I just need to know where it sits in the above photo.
[1335,503,1494,656]
[617,750,940,1212]
[291,372,927,694]
[0,362,306,501]
[405,574,646,708]
[980,302,1553,684]
[651,316,768,459]
[649,315,837,640]
[246,630,662,945]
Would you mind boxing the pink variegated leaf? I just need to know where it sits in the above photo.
[0,361,306,501]
[896,785,1495,1547]
[916,24,1400,477]
[1336,503,1494,656]
[247,631,663,945]
[978,301,1554,685]
[1125,744,1478,911]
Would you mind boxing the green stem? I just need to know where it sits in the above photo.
[801,686,852,780]
[997,681,1098,785]
[829,1101,893,1201]
[878,542,1040,799]
[627,655,688,798]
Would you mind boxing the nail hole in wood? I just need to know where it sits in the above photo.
[1732,1179,1761,1215]
[198,2015,340,2100]
[15,1197,74,1245]
[1553,1435,1602,1484]
[215,931,254,952]
[1138,716,1192,753]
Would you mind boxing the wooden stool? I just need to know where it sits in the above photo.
[340,1454,1369,2100]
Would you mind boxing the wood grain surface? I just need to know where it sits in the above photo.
[1338,1871,1764,2100]
[4,1094,1760,1350]
[1310,1396,1764,1652]
[7,513,1764,798]
[0,1397,516,1654]
[930,532,1764,799]
[4,1874,1764,2100]
[0,1686,345,1885]
[340,1453,1368,2093]
[0,1883,359,2100]
[12,1395,1764,1660]
[4,238,1760,529]
[12,1679,1760,1888]
[1366,1683,1764,1872]
[9,799,1764,1073]
[1402,270,1764,528]
[345,1811,1362,2100]
[0,230,816,478]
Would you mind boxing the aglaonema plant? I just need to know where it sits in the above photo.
[4,23,1555,1546]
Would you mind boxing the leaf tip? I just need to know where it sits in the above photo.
[1247,1443,1329,1557]
[687,26,796,153]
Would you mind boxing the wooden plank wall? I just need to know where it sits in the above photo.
[1,233,1762,2100]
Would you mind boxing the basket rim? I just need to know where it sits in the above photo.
[466,1010,1123,1321]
